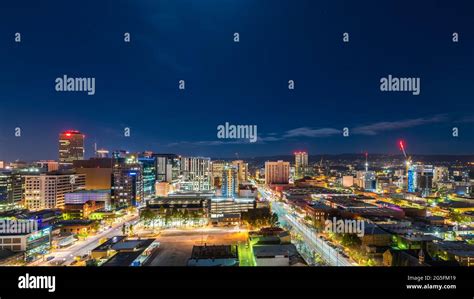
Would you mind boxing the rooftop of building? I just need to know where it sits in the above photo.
[439,201,474,209]
[167,192,214,199]
[324,196,377,208]
[307,202,333,210]
[252,244,299,258]
[400,233,442,242]
[433,241,474,257]
[111,239,155,252]
[102,251,143,267]
[211,197,255,203]
[283,187,352,196]
[65,189,111,194]
[58,219,94,226]
[92,235,127,252]
[190,245,238,260]
[9,209,61,220]
[0,249,23,260]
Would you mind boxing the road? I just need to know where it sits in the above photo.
[255,182,356,266]
[33,214,140,266]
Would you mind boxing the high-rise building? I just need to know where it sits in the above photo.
[138,156,156,200]
[0,171,23,210]
[153,154,179,183]
[111,156,144,208]
[407,164,434,196]
[294,151,308,178]
[265,160,290,185]
[180,157,211,191]
[232,160,248,185]
[74,158,113,190]
[24,172,86,210]
[222,166,238,198]
[363,171,376,191]
[59,130,85,163]
[211,161,226,188]
[433,166,449,183]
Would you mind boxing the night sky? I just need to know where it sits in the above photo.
[0,0,473,161]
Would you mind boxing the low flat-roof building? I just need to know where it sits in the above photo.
[428,241,474,267]
[0,226,52,262]
[187,245,239,266]
[102,238,158,266]
[253,244,306,266]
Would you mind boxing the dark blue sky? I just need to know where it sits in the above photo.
[0,0,473,161]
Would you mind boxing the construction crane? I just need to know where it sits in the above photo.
[364,152,369,172]
[398,140,412,171]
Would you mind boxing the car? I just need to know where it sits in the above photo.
[46,256,55,261]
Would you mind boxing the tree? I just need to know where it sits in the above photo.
[270,213,279,227]
[140,208,155,229]
[241,208,279,229]
[86,259,99,267]
[448,210,468,224]
[341,233,361,248]
[91,221,100,233]
[158,206,166,226]
[182,210,189,227]
[164,208,173,227]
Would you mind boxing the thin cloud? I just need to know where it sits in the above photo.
[165,115,449,146]
[455,115,474,123]
[283,127,341,138]
[166,139,255,147]
[352,115,447,136]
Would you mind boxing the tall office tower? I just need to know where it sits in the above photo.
[363,171,376,191]
[138,156,156,200]
[153,154,179,183]
[0,171,23,210]
[24,172,86,210]
[407,166,416,193]
[111,156,144,208]
[74,158,113,190]
[433,166,449,183]
[59,130,85,162]
[407,164,434,196]
[294,151,309,178]
[418,165,434,196]
[232,160,248,185]
[211,161,226,188]
[222,166,238,198]
[265,160,290,185]
[180,157,211,191]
